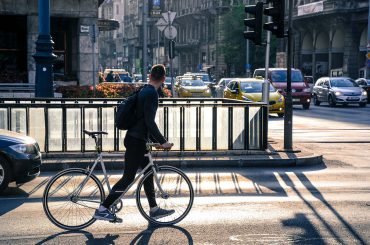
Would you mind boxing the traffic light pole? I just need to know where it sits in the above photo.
[284,0,294,150]
[143,0,148,83]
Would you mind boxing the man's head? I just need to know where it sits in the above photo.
[149,64,166,84]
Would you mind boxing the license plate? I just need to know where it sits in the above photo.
[347,97,359,101]
[292,98,300,102]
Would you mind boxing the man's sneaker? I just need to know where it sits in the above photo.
[150,207,175,219]
[93,209,116,221]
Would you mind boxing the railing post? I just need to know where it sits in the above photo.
[212,106,217,151]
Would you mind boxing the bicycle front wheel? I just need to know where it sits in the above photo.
[43,168,105,230]
[136,166,194,225]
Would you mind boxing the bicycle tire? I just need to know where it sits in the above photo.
[136,166,194,226]
[43,168,105,230]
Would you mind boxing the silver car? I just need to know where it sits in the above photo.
[312,77,367,107]
[215,78,232,98]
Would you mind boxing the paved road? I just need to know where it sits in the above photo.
[269,104,370,168]
[0,103,369,244]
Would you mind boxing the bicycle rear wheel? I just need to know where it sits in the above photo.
[43,168,105,230]
[136,166,194,225]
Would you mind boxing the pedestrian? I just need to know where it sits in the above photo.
[94,64,174,222]
[105,70,114,82]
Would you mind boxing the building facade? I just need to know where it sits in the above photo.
[99,0,245,78]
[0,0,102,86]
[291,0,369,79]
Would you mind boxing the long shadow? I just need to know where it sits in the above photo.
[35,230,119,245]
[279,172,366,245]
[282,213,325,245]
[0,187,29,216]
[296,172,367,245]
[130,224,193,245]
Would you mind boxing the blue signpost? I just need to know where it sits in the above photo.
[33,0,56,97]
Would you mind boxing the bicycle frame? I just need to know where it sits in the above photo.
[73,148,167,212]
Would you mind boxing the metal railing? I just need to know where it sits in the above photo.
[0,98,268,153]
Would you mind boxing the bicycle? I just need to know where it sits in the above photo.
[43,130,194,230]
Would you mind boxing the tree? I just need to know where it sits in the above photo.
[221,5,277,77]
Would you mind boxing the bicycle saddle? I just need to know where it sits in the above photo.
[83,130,108,136]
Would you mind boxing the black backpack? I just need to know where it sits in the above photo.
[115,88,142,130]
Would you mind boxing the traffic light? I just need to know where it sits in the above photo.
[263,0,285,38]
[243,2,264,45]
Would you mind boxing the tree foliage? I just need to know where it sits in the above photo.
[221,5,277,77]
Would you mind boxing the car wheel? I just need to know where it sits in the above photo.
[328,95,336,107]
[277,113,284,118]
[0,156,11,192]
[313,94,320,106]
[359,102,367,107]
[302,103,310,110]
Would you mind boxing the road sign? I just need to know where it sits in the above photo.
[162,11,176,25]
[155,18,168,32]
[164,26,177,39]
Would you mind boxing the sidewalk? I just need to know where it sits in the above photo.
[40,138,323,171]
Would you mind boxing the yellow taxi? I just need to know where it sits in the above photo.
[224,78,285,117]
[175,76,212,98]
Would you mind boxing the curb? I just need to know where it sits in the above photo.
[40,154,323,172]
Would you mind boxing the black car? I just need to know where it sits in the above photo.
[0,130,42,191]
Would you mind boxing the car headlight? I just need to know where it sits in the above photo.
[205,89,210,93]
[278,96,284,102]
[335,91,342,96]
[303,88,311,92]
[362,91,367,96]
[9,144,36,154]
[242,96,252,102]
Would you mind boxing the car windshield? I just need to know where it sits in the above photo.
[182,79,204,86]
[240,82,275,93]
[331,79,358,87]
[271,70,303,82]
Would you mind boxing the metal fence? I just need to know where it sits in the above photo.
[0,98,268,152]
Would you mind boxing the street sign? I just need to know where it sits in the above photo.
[162,11,176,25]
[155,18,168,32]
[164,26,177,39]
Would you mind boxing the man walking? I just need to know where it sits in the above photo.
[94,64,174,221]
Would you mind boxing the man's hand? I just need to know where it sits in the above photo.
[160,142,173,150]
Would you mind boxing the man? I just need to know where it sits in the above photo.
[94,64,174,222]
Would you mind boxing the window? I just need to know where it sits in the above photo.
[116,5,119,15]
[227,81,235,89]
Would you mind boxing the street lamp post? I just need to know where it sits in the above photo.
[33,0,56,98]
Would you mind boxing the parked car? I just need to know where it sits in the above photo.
[224,78,285,117]
[253,68,312,109]
[215,78,233,98]
[312,77,367,107]
[0,130,42,191]
[133,74,143,83]
[175,76,212,98]
[355,78,370,103]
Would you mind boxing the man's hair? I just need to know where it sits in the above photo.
[150,64,166,81]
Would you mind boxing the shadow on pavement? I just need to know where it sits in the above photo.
[33,225,193,245]
[279,172,366,245]
[0,187,29,216]
[130,224,193,245]
[282,213,325,245]
[35,230,119,245]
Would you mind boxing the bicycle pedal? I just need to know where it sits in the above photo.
[110,217,123,223]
